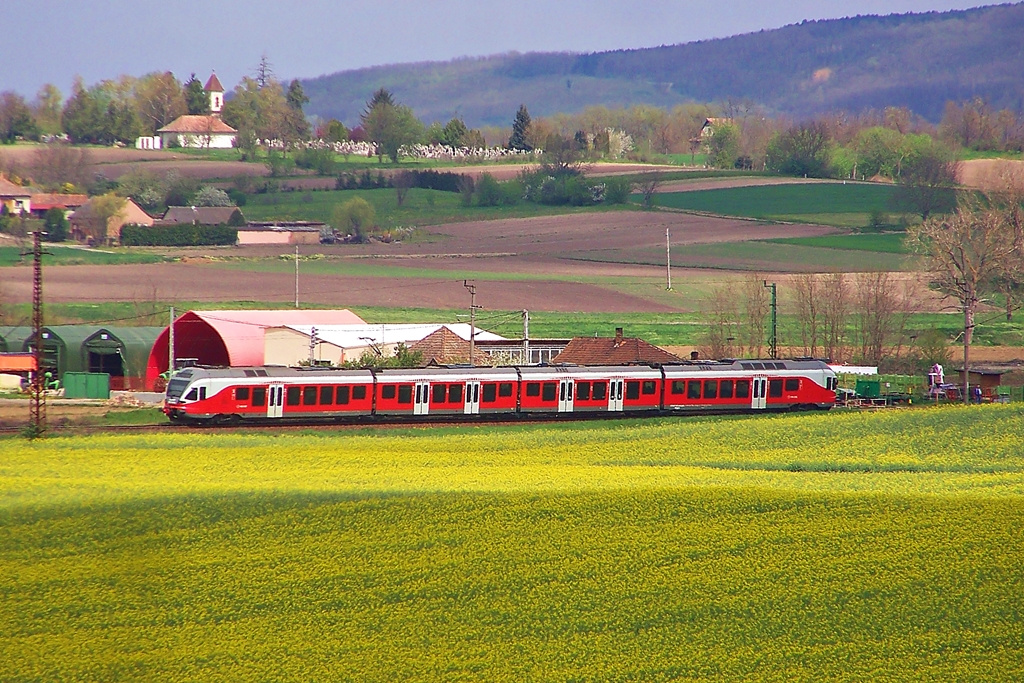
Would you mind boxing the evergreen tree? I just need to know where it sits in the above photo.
[508,104,532,151]
[183,73,209,115]
[286,79,309,111]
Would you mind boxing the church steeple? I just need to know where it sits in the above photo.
[205,73,224,116]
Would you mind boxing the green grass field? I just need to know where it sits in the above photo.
[0,245,166,267]
[766,232,910,254]
[242,187,628,229]
[653,183,904,227]
[2,405,1022,680]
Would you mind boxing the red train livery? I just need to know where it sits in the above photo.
[163,360,838,423]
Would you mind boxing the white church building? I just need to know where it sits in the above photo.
[138,74,238,150]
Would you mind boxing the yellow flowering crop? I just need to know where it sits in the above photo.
[1,405,1022,680]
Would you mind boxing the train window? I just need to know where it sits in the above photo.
[199,387,206,400]
[499,382,513,397]
[576,381,591,401]
[449,384,463,403]
[433,384,447,403]
[542,383,557,402]
[398,385,413,404]
[642,380,656,395]
[593,382,607,400]
[671,380,686,395]
[625,381,640,400]
[286,387,301,406]
[736,380,750,398]
[185,388,198,401]
[769,379,783,398]
[337,386,350,405]
[236,387,250,401]
[303,387,317,405]
[482,383,497,403]
[687,380,701,399]
[785,378,800,392]
[252,387,266,406]
[381,385,397,400]
[320,386,334,405]
[720,380,734,399]
[526,382,540,397]
[352,386,367,400]
[560,383,566,401]
[704,380,718,399]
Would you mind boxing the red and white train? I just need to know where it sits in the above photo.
[163,360,838,423]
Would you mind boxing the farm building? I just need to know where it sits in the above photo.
[474,338,571,365]
[28,193,88,219]
[264,324,506,366]
[0,177,31,215]
[159,206,245,225]
[0,327,32,353]
[22,326,96,381]
[82,327,164,390]
[145,310,367,390]
[69,197,154,245]
[238,221,326,245]
[552,328,682,365]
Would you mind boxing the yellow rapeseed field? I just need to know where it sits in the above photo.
[1,405,1022,680]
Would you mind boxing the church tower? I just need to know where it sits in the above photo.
[205,73,225,117]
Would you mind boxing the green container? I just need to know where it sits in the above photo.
[855,379,881,398]
[63,372,110,399]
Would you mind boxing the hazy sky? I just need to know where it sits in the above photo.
[1,0,995,98]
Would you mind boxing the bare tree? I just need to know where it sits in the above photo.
[852,272,916,365]
[820,273,850,363]
[741,275,770,357]
[793,274,820,357]
[906,200,1020,403]
[29,144,92,191]
[698,284,740,360]
[636,171,663,210]
[393,170,415,207]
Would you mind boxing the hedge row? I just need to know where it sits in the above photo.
[120,223,238,247]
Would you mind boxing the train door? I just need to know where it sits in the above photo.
[558,379,575,413]
[609,379,624,412]
[751,376,767,410]
[464,381,481,414]
[414,381,430,415]
[267,383,284,418]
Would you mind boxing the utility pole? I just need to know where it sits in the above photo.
[28,231,46,438]
[308,326,318,365]
[763,280,777,359]
[168,306,175,375]
[522,309,530,365]
[294,245,299,309]
[665,227,672,290]
[464,280,480,365]
[962,286,975,406]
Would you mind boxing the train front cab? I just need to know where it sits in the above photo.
[662,360,836,413]
[373,367,519,418]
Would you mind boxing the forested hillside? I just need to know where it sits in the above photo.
[302,3,1024,127]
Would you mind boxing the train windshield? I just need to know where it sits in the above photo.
[166,377,191,401]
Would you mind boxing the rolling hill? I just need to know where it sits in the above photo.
[302,3,1024,128]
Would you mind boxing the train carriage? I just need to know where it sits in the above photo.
[516,365,663,415]
[372,367,520,418]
